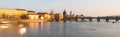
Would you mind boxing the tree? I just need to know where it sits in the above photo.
[21,14,28,19]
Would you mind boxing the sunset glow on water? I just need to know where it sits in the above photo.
[0,21,120,37]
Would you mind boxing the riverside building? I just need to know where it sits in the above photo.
[0,8,27,19]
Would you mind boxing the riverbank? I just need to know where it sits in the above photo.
[19,19,46,23]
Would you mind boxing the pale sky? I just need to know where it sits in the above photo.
[0,0,120,16]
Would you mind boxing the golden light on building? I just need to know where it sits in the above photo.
[37,12,52,20]
[19,27,27,35]
[59,13,64,20]
[0,8,27,18]
[0,8,16,14]
[40,16,44,20]
[16,9,27,16]
[28,15,39,20]
[44,14,51,20]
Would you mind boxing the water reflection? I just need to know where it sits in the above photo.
[0,21,120,37]
[63,21,67,37]
[18,24,24,28]
[0,24,10,28]
[19,27,27,35]
[28,22,40,35]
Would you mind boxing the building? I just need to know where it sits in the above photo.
[28,14,39,20]
[27,10,36,13]
[50,9,55,21]
[0,8,16,18]
[63,10,67,20]
[55,13,63,21]
[37,12,51,21]
[15,9,27,19]
[27,11,39,20]
[0,8,27,19]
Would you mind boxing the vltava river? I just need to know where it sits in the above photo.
[0,21,120,37]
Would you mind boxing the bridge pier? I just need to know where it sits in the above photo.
[97,16,100,22]
[81,17,85,21]
[105,17,109,22]
[89,18,92,21]
[106,19,109,22]
[115,16,119,22]
[97,18,100,22]
[88,17,93,21]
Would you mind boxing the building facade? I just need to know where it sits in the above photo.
[0,8,27,19]
[55,13,63,21]
[37,12,51,21]
[28,14,39,20]
[27,11,39,20]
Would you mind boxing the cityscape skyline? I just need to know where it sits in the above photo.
[0,0,120,16]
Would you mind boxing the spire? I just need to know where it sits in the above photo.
[70,11,72,15]
[50,9,55,14]
[63,9,66,13]
[63,9,67,16]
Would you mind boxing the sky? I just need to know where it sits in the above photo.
[0,0,120,16]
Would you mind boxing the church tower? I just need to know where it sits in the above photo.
[50,9,55,21]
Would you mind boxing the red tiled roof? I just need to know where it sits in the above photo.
[37,12,49,14]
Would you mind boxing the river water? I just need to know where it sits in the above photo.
[0,20,120,37]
